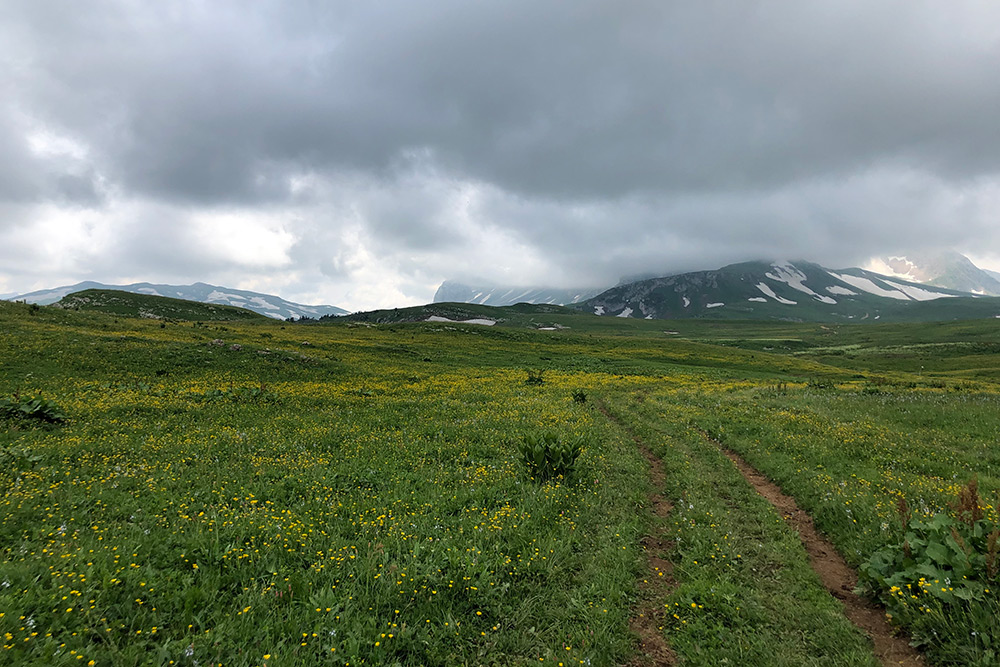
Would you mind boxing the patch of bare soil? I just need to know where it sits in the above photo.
[596,401,677,667]
[702,432,924,667]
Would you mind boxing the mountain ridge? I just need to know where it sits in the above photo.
[433,280,604,306]
[576,259,997,322]
[865,251,1000,296]
[7,281,347,320]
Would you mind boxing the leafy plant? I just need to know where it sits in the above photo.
[188,384,278,403]
[525,369,545,386]
[0,442,43,468]
[571,389,587,403]
[0,394,67,424]
[518,431,584,481]
[859,481,1000,649]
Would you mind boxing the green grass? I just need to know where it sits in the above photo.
[644,384,1000,664]
[601,392,879,666]
[3,298,1000,665]
[56,289,269,322]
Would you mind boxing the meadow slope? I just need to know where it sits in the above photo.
[1,301,998,665]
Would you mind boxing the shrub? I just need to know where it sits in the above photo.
[859,481,1000,656]
[571,389,587,403]
[518,431,584,481]
[525,369,545,386]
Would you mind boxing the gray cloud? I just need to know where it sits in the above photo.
[2,1,1000,307]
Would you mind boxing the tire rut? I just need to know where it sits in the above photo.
[595,400,677,667]
[696,429,924,667]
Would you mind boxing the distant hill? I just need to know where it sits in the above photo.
[334,301,582,328]
[865,251,1000,296]
[9,281,347,320]
[577,260,1000,322]
[433,280,605,306]
[56,289,269,321]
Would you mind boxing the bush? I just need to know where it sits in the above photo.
[571,389,587,403]
[525,369,545,386]
[518,431,584,481]
[0,394,67,424]
[860,481,1000,657]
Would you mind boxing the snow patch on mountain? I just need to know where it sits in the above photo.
[426,316,496,326]
[828,272,911,300]
[249,296,280,310]
[756,282,797,305]
[748,297,767,303]
[826,285,857,296]
[617,307,633,318]
[767,261,836,304]
[706,302,724,308]
[883,280,957,302]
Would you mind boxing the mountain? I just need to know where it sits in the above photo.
[578,260,999,322]
[865,251,1000,296]
[8,281,347,320]
[433,280,605,306]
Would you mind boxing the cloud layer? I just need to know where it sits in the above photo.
[3,1,1000,309]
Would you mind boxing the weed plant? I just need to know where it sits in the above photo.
[518,431,584,481]
[0,393,67,425]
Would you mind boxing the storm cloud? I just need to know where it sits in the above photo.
[2,1,1000,309]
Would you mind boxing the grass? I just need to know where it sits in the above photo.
[2,297,1000,664]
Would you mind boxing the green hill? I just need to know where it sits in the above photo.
[55,289,269,322]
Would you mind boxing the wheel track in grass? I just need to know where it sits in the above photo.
[594,399,676,667]
[695,428,924,667]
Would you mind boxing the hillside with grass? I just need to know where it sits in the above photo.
[2,299,999,665]
[56,289,270,322]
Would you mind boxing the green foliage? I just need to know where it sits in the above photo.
[525,369,545,385]
[0,394,67,424]
[187,384,278,403]
[0,442,43,468]
[518,431,584,481]
[860,483,1000,657]
[571,389,587,403]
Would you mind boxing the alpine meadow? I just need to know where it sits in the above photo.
[2,296,999,666]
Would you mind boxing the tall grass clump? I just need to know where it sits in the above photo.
[518,431,584,481]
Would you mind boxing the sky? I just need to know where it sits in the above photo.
[3,1,1000,311]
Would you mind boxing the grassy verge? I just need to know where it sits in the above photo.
[601,390,879,666]
[659,384,1000,665]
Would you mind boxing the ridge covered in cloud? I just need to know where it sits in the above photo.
[2,1,1000,310]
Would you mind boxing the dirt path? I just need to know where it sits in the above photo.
[595,401,676,667]
[701,432,924,667]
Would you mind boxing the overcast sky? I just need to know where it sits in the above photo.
[3,1,1000,310]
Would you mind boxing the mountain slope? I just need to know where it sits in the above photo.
[56,289,269,321]
[579,260,997,322]
[433,280,605,306]
[9,281,347,320]
[866,251,1000,296]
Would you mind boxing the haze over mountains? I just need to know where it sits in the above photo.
[864,251,1000,296]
